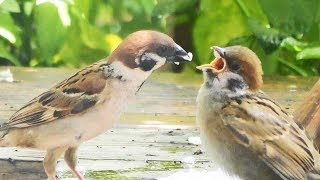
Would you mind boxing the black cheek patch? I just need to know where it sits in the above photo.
[139,59,157,71]
[71,98,97,114]
[227,78,245,92]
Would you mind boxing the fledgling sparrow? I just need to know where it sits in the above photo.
[0,30,192,180]
[294,79,320,147]
[196,46,320,180]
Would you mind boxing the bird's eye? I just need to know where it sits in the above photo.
[157,45,168,56]
[230,62,240,71]
[161,46,167,52]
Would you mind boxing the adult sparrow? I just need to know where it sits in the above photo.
[196,46,320,180]
[0,30,192,180]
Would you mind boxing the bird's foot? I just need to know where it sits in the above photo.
[72,165,86,180]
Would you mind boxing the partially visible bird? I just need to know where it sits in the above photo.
[0,30,192,180]
[294,79,320,147]
[196,46,320,180]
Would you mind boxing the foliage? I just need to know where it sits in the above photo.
[0,0,320,76]
[0,0,196,67]
[193,0,320,76]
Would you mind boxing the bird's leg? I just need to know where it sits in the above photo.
[44,147,67,180]
[64,146,84,180]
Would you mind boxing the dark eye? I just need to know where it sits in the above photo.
[157,45,168,56]
[230,62,240,71]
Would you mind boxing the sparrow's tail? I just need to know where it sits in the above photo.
[294,79,320,147]
[0,120,9,147]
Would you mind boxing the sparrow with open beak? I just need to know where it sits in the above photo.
[0,30,192,180]
[196,46,320,180]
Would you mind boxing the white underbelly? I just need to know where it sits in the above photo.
[38,96,128,149]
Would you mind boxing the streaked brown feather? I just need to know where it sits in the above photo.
[221,96,320,179]
[1,62,108,130]
[294,79,320,147]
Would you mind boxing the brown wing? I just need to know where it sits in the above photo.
[221,96,320,179]
[0,62,110,130]
[294,79,320,147]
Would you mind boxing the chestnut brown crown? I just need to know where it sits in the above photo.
[213,46,263,91]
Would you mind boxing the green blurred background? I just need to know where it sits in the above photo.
[0,0,319,76]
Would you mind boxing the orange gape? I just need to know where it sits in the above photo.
[294,79,320,147]
[211,57,226,71]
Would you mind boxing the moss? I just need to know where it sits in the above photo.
[62,170,134,180]
[162,146,181,154]
[85,170,134,180]
[61,161,183,179]
[159,161,183,170]
[129,160,182,172]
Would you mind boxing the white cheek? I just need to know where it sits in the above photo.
[154,57,166,68]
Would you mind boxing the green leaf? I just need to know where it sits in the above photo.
[296,47,320,60]
[227,35,255,47]
[258,0,319,36]
[280,37,311,52]
[0,41,21,66]
[79,21,108,50]
[112,0,161,35]
[152,0,196,27]
[56,6,108,67]
[0,12,21,46]
[54,17,82,67]
[247,18,284,53]
[0,0,20,13]
[277,58,309,76]
[235,0,268,24]
[193,0,250,65]
[34,2,68,66]
[23,1,35,16]
[69,6,108,51]
[73,0,96,23]
[152,0,196,18]
[141,0,157,16]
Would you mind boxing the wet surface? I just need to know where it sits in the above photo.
[0,67,318,179]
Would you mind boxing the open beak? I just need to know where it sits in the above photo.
[196,63,212,70]
[197,46,227,72]
[211,46,225,58]
[167,44,193,64]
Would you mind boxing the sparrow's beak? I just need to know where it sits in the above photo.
[211,46,225,58]
[167,44,193,63]
[196,64,212,71]
[197,46,227,72]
